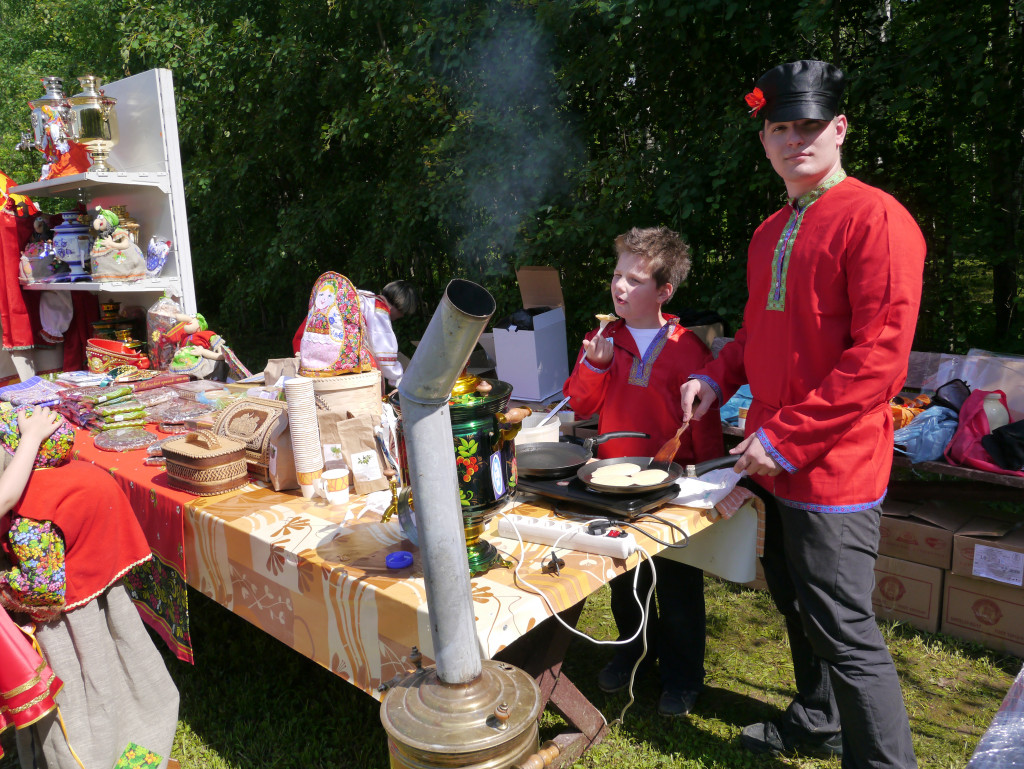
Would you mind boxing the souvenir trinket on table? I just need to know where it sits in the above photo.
[93,426,158,452]
[0,377,63,408]
[146,294,182,370]
[212,397,298,490]
[161,312,251,381]
[297,271,373,377]
[85,338,149,373]
[89,205,147,282]
[147,397,217,428]
[162,430,249,496]
[113,368,161,384]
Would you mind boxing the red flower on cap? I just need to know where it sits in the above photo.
[744,87,766,116]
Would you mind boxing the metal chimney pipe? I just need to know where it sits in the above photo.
[397,279,495,685]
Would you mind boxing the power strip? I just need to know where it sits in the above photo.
[497,514,637,558]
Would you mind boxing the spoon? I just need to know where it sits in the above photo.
[537,395,572,427]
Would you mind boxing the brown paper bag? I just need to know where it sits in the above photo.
[318,411,388,494]
[264,356,300,385]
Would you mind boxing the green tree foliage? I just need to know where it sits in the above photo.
[0,0,1021,358]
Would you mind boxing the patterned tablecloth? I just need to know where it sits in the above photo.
[182,480,760,700]
[73,427,763,700]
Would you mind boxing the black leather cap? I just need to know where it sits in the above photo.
[755,60,845,123]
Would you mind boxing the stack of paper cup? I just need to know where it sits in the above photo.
[284,376,324,498]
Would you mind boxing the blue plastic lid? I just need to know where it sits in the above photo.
[386,550,414,570]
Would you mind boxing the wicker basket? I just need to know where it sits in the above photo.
[162,430,249,496]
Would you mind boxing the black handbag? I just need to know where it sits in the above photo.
[933,378,971,413]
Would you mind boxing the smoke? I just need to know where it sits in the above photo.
[444,9,582,270]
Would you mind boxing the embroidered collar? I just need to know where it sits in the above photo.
[608,316,678,347]
[790,168,847,212]
[624,318,678,387]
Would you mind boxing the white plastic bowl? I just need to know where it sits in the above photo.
[514,412,562,446]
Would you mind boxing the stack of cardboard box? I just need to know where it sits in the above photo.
[872,499,972,633]
[741,497,1024,655]
[945,519,1024,656]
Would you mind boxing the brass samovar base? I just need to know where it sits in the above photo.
[381,659,543,769]
[464,519,508,575]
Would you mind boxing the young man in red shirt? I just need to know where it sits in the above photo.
[681,61,924,767]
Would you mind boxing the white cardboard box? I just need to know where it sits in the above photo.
[493,266,569,402]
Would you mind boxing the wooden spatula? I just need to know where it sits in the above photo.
[651,421,689,470]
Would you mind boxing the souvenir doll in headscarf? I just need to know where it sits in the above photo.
[161,312,251,381]
[89,205,146,282]
[298,275,344,371]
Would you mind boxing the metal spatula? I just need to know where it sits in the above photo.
[651,422,689,470]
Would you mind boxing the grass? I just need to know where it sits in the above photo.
[5,578,1017,769]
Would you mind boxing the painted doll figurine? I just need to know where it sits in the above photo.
[297,271,373,377]
[89,205,147,282]
[161,312,251,381]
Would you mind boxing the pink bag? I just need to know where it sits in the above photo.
[944,389,1024,477]
[0,607,62,745]
[297,272,373,377]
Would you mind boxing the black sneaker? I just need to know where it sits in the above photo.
[657,688,701,717]
[597,657,649,693]
[740,720,843,759]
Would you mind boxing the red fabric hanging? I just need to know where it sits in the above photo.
[0,192,38,351]
[58,293,99,373]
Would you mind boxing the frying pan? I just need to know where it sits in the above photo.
[578,455,741,495]
[516,431,648,479]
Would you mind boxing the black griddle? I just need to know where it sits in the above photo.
[516,475,679,518]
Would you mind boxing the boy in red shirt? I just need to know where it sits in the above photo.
[564,226,722,716]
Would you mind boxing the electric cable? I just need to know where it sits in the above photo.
[619,512,690,549]
[493,508,661,728]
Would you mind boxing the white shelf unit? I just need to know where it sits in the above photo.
[11,68,196,315]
